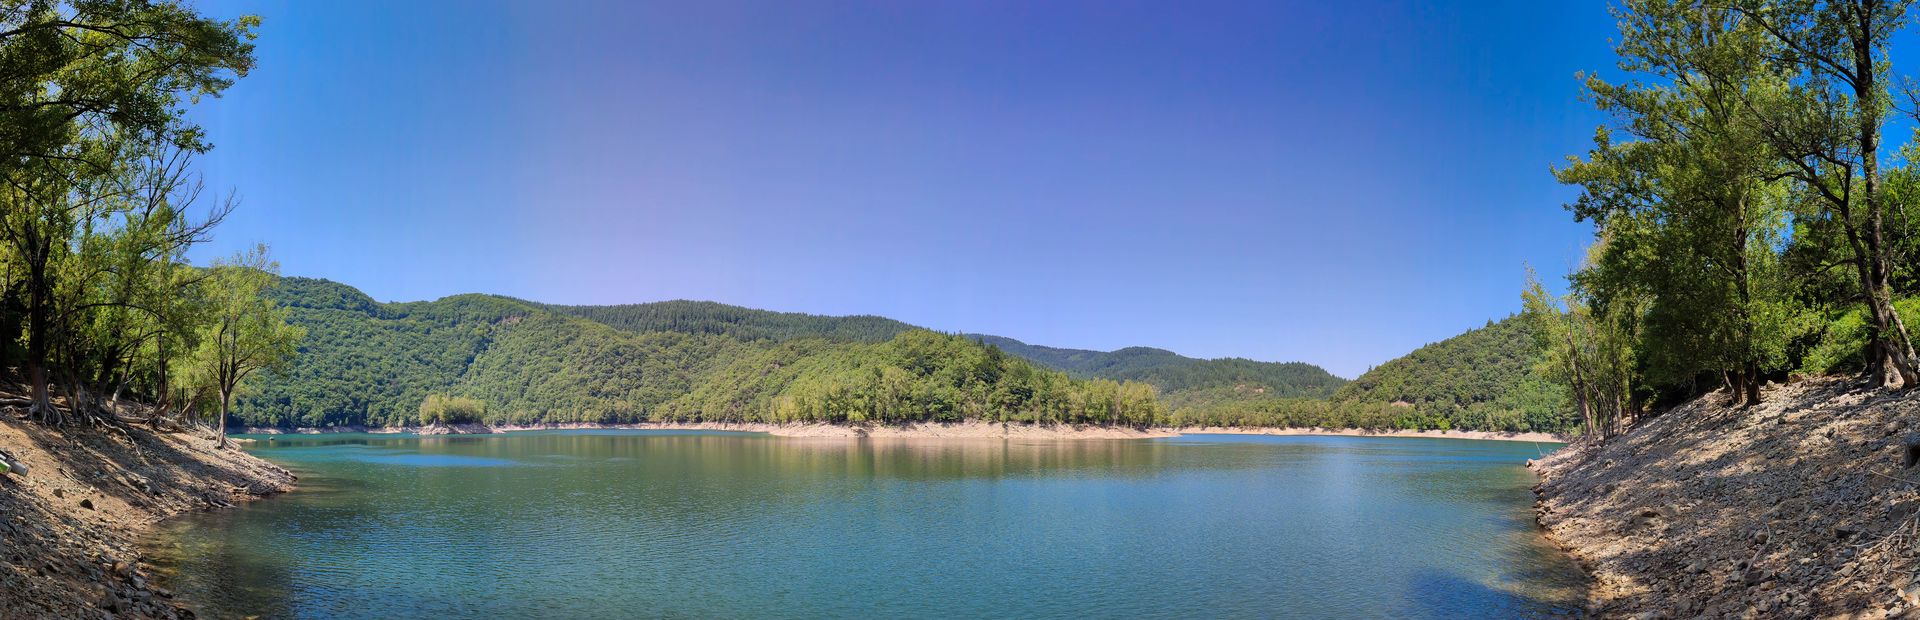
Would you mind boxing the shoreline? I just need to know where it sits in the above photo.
[238,421,1567,443]
[0,417,293,619]
[1531,377,1920,616]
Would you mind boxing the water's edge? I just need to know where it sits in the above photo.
[236,421,1569,443]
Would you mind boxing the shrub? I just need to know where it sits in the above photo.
[418,394,486,425]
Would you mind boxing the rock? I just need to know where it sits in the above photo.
[78,498,93,510]
[1901,581,1920,607]
[1833,526,1859,541]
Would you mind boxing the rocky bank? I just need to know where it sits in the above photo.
[0,415,293,620]
[1533,376,1920,618]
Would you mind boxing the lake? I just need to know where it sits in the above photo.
[147,431,1585,618]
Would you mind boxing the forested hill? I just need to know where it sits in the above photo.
[236,277,1578,433]
[542,300,915,343]
[967,335,1347,407]
[540,299,1348,408]
[234,278,1158,428]
[1332,315,1570,431]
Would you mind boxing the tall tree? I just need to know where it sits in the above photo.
[0,1,257,421]
[191,246,301,448]
[1557,0,1807,406]
[1728,0,1920,387]
[1523,266,1642,438]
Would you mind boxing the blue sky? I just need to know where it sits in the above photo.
[186,1,1621,377]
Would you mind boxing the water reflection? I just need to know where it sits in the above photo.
[151,431,1584,619]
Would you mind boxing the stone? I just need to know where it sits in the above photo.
[78,498,93,510]
[1901,582,1920,607]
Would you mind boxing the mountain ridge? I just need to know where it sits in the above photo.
[234,276,1576,433]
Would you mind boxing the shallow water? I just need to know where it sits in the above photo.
[148,431,1584,618]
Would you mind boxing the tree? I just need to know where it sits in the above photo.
[0,1,258,422]
[1725,0,1920,388]
[1557,0,1808,406]
[1523,266,1640,437]
[418,395,486,426]
[192,246,302,448]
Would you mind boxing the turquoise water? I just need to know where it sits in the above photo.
[149,431,1585,618]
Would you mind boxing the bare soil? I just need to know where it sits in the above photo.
[0,416,292,620]
[1533,376,1920,619]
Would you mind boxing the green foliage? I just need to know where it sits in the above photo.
[545,300,914,343]
[0,0,271,428]
[968,335,1347,410]
[193,248,304,445]
[666,330,1161,426]
[235,280,1161,428]
[418,395,486,425]
[1800,299,1920,375]
[1330,315,1576,433]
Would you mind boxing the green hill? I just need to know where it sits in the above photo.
[234,278,1574,433]
[1332,315,1571,431]
[233,278,1157,428]
[540,300,1348,410]
[543,300,915,343]
[966,335,1347,409]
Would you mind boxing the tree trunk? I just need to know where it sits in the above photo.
[1852,10,1919,390]
[1744,365,1761,408]
[217,389,230,449]
[24,259,52,424]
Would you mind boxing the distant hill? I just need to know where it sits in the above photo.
[1333,315,1570,431]
[541,299,1256,420]
[967,335,1347,409]
[235,278,1156,428]
[236,277,1576,433]
[539,299,1347,409]
[543,300,915,343]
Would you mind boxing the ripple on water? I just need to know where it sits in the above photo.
[347,453,517,467]
[153,432,1585,619]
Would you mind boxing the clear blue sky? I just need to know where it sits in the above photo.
[187,0,1621,378]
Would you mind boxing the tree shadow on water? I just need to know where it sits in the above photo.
[1406,570,1588,619]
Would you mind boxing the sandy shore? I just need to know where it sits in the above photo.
[1169,426,1567,443]
[241,421,1564,442]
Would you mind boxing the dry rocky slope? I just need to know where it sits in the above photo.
[1533,377,1920,619]
[0,416,292,620]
